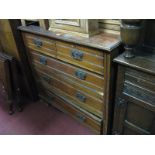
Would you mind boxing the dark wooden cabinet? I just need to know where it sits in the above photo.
[112,51,155,135]
[19,25,121,134]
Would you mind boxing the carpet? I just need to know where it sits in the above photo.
[0,91,94,135]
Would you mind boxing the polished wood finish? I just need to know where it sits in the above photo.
[113,50,155,135]
[18,25,121,51]
[39,89,103,134]
[19,25,121,134]
[23,33,57,58]
[56,41,104,75]
[36,70,104,117]
[30,51,104,94]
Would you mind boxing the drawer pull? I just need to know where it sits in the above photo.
[75,70,87,80]
[76,92,86,102]
[33,38,42,48]
[76,113,86,122]
[39,56,47,65]
[71,49,84,61]
[42,75,50,83]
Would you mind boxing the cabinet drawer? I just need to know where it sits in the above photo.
[39,89,103,134]
[30,51,104,99]
[36,70,104,118]
[23,33,57,58]
[124,68,155,106]
[56,41,104,75]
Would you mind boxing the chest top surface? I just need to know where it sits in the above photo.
[18,25,121,52]
[114,50,155,75]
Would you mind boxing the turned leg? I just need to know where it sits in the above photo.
[8,100,14,115]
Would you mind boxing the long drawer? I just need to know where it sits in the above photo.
[123,68,155,106]
[23,33,57,58]
[56,41,104,75]
[38,89,103,134]
[35,70,104,117]
[30,51,104,100]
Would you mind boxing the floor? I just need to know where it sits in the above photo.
[0,93,94,135]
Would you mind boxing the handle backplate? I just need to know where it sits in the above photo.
[76,113,86,122]
[34,38,42,48]
[76,92,86,102]
[71,49,84,61]
[39,56,47,65]
[75,70,87,80]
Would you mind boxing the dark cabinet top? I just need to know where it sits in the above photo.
[18,25,121,52]
[114,50,155,75]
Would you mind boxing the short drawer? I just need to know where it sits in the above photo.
[56,41,104,75]
[39,89,103,134]
[30,51,104,100]
[23,33,57,58]
[35,70,104,118]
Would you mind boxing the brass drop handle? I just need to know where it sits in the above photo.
[71,49,84,61]
[76,113,86,123]
[39,56,47,65]
[76,92,86,102]
[33,38,42,48]
[75,70,87,80]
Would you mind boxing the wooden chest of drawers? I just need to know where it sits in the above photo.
[19,25,121,134]
[112,51,155,135]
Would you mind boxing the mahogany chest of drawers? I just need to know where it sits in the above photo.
[19,25,121,134]
[112,51,155,135]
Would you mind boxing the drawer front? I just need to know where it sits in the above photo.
[35,70,104,118]
[23,33,57,58]
[30,51,104,100]
[56,41,104,75]
[124,68,155,106]
[38,89,103,134]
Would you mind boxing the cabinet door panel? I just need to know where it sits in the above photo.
[113,66,155,135]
